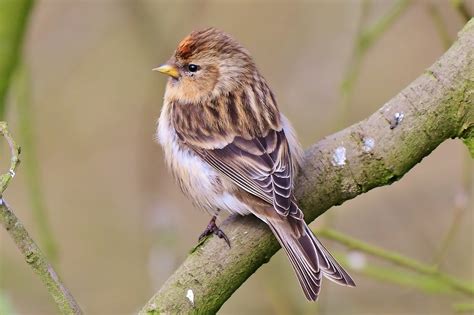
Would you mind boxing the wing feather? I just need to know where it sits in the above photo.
[187,129,296,217]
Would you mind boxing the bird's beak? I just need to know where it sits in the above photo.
[153,64,180,79]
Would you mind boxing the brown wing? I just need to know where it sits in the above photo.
[185,129,302,218]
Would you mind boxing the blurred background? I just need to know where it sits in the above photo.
[0,1,473,314]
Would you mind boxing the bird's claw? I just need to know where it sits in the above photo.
[198,216,231,248]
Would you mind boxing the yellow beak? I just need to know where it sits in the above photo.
[153,64,180,79]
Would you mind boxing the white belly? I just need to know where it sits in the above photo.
[156,105,252,216]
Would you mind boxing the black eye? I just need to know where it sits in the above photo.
[187,64,199,72]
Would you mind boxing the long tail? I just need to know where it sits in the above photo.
[265,214,355,301]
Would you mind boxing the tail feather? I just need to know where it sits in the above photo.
[304,224,356,287]
[268,223,321,300]
[266,216,355,301]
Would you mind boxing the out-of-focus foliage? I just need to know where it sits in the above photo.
[0,0,33,118]
[0,292,15,315]
[15,64,58,263]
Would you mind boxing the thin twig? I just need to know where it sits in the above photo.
[338,0,372,127]
[451,0,472,23]
[339,0,411,126]
[318,228,474,297]
[426,2,469,269]
[453,302,474,313]
[427,3,453,49]
[0,122,21,194]
[334,254,458,295]
[0,122,82,314]
[432,186,468,267]
[358,0,411,50]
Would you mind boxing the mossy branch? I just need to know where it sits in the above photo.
[140,19,474,314]
[0,122,82,314]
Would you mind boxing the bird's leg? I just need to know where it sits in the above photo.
[198,215,230,247]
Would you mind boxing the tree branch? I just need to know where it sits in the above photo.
[0,122,82,314]
[140,19,474,314]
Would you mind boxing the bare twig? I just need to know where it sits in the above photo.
[427,2,471,268]
[0,122,20,194]
[338,0,372,126]
[339,0,411,125]
[340,258,458,295]
[451,0,472,23]
[453,302,474,313]
[433,175,470,267]
[0,122,82,314]
[427,3,453,49]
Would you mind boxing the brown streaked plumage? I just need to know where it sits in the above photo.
[155,27,355,301]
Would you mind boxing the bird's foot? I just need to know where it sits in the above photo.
[198,216,230,247]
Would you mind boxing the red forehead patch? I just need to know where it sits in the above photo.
[176,35,196,59]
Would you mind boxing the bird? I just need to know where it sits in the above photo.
[154,27,355,301]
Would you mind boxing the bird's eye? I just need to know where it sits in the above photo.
[187,64,199,72]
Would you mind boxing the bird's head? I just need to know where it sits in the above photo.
[154,28,256,104]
